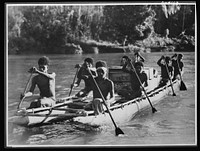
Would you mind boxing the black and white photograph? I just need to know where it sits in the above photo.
[5,1,196,147]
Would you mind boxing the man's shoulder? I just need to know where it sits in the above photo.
[141,71,147,76]
[47,71,55,74]
[105,78,114,84]
[31,74,39,81]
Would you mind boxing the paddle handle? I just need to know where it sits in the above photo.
[69,67,79,96]
[87,68,118,129]
[17,72,33,109]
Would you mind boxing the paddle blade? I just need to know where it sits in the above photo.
[115,127,124,136]
[152,107,157,113]
[180,81,187,91]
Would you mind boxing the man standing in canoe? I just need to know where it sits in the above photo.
[72,57,97,97]
[21,56,56,109]
[85,61,115,115]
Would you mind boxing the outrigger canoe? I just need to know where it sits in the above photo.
[9,66,181,127]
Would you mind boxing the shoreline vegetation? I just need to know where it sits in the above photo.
[7,4,195,55]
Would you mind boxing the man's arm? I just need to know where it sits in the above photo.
[180,62,184,75]
[21,77,36,98]
[74,67,83,86]
[170,66,174,80]
[138,54,145,62]
[37,70,56,79]
[122,63,131,73]
[108,81,115,104]
[144,73,148,87]
[31,67,56,79]
[157,56,165,66]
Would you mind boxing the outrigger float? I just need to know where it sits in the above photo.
[9,66,181,127]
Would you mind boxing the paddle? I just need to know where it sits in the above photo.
[87,68,124,136]
[128,60,157,113]
[17,72,33,109]
[164,57,176,96]
[68,64,80,96]
[177,60,187,90]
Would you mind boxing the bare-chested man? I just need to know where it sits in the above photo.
[72,57,96,97]
[88,63,115,115]
[21,56,56,109]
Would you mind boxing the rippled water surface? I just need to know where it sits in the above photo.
[6,52,196,147]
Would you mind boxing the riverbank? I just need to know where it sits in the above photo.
[8,34,195,55]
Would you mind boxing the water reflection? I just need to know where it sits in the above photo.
[9,120,103,145]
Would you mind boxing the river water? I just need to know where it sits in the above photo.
[6,52,196,147]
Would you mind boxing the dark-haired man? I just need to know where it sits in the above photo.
[119,60,148,100]
[73,57,97,97]
[84,65,115,115]
[21,56,56,109]
[171,53,184,81]
[157,55,174,87]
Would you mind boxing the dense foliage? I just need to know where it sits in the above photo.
[7,4,195,54]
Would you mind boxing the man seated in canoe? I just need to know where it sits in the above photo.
[72,57,97,97]
[120,55,133,70]
[157,55,174,87]
[21,56,56,109]
[84,61,115,115]
[120,52,145,68]
[171,53,184,81]
[134,51,145,63]
[119,59,148,100]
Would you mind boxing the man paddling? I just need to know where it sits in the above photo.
[171,53,184,81]
[120,52,145,68]
[157,56,174,87]
[84,61,115,115]
[72,58,97,97]
[21,56,56,109]
[134,51,145,63]
[119,60,148,100]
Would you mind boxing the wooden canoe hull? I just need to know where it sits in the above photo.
[10,79,180,127]
[73,79,180,126]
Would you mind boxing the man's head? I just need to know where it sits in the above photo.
[165,56,172,64]
[134,61,143,73]
[38,56,50,72]
[95,60,107,69]
[84,57,94,68]
[121,55,130,66]
[178,54,183,60]
[96,67,107,79]
[134,52,140,56]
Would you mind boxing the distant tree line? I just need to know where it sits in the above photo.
[7,4,195,54]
